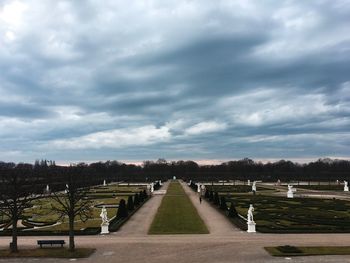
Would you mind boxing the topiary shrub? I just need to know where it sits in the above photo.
[213,192,220,206]
[220,196,228,210]
[204,189,209,199]
[127,195,134,211]
[143,189,148,199]
[209,191,214,201]
[139,190,145,202]
[116,199,128,219]
[134,193,140,206]
[228,202,238,218]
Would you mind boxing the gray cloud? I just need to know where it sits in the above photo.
[0,0,350,163]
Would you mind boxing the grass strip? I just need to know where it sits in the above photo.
[149,181,209,234]
[0,248,95,258]
[265,246,350,257]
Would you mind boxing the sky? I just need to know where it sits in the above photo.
[0,0,350,164]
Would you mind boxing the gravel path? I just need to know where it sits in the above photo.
[180,181,240,236]
[114,181,170,236]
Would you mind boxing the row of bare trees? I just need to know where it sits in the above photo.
[0,166,92,252]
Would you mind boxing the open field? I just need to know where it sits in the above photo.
[149,181,208,234]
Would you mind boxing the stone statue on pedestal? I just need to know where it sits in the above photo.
[344,181,349,192]
[247,204,256,233]
[100,206,109,234]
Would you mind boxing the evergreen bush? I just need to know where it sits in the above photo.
[127,195,134,211]
[213,192,220,205]
[116,199,128,219]
[220,196,228,210]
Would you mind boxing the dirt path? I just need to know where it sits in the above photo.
[114,181,170,236]
[180,181,241,236]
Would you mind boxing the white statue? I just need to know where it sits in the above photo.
[247,204,254,223]
[197,184,201,193]
[46,185,50,192]
[252,181,257,192]
[344,181,349,192]
[64,184,69,193]
[103,180,106,186]
[151,183,154,193]
[159,180,162,186]
[246,204,256,233]
[100,206,109,225]
[247,179,251,186]
[287,184,294,198]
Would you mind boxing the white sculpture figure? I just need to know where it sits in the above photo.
[344,181,349,192]
[45,184,50,193]
[151,183,154,193]
[173,176,176,180]
[247,204,256,233]
[197,184,201,193]
[103,180,106,186]
[252,181,257,192]
[287,184,294,198]
[100,206,109,234]
[277,179,281,186]
[247,204,254,223]
[247,179,251,186]
[64,184,69,194]
[159,180,162,186]
[188,180,192,186]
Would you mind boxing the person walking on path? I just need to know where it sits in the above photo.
[199,196,202,204]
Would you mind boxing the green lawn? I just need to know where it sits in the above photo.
[149,181,209,234]
[265,246,350,257]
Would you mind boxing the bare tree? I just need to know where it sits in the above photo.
[50,166,92,251]
[0,165,40,252]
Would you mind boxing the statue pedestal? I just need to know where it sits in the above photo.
[247,221,256,233]
[287,191,294,198]
[100,224,109,235]
[344,186,349,192]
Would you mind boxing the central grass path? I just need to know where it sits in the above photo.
[149,180,209,234]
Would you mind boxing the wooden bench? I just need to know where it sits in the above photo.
[37,240,65,248]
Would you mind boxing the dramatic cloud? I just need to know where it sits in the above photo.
[0,0,349,163]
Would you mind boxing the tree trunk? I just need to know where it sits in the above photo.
[11,217,18,253]
[68,215,75,251]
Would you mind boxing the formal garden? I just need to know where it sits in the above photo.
[198,183,350,233]
[0,183,150,236]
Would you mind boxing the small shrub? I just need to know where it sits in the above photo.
[209,191,214,201]
[213,192,220,206]
[220,196,228,210]
[127,196,134,211]
[134,193,140,206]
[204,189,209,199]
[116,199,128,219]
[228,203,238,218]
[277,245,302,254]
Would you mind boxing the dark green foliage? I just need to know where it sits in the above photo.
[139,190,144,202]
[228,202,238,217]
[213,192,220,205]
[277,246,302,254]
[143,190,148,199]
[204,189,209,199]
[209,191,214,201]
[134,193,140,206]
[220,196,228,210]
[116,199,128,219]
[127,196,134,211]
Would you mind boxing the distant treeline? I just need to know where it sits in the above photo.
[0,158,349,184]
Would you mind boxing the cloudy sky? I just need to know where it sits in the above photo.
[1,0,350,164]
